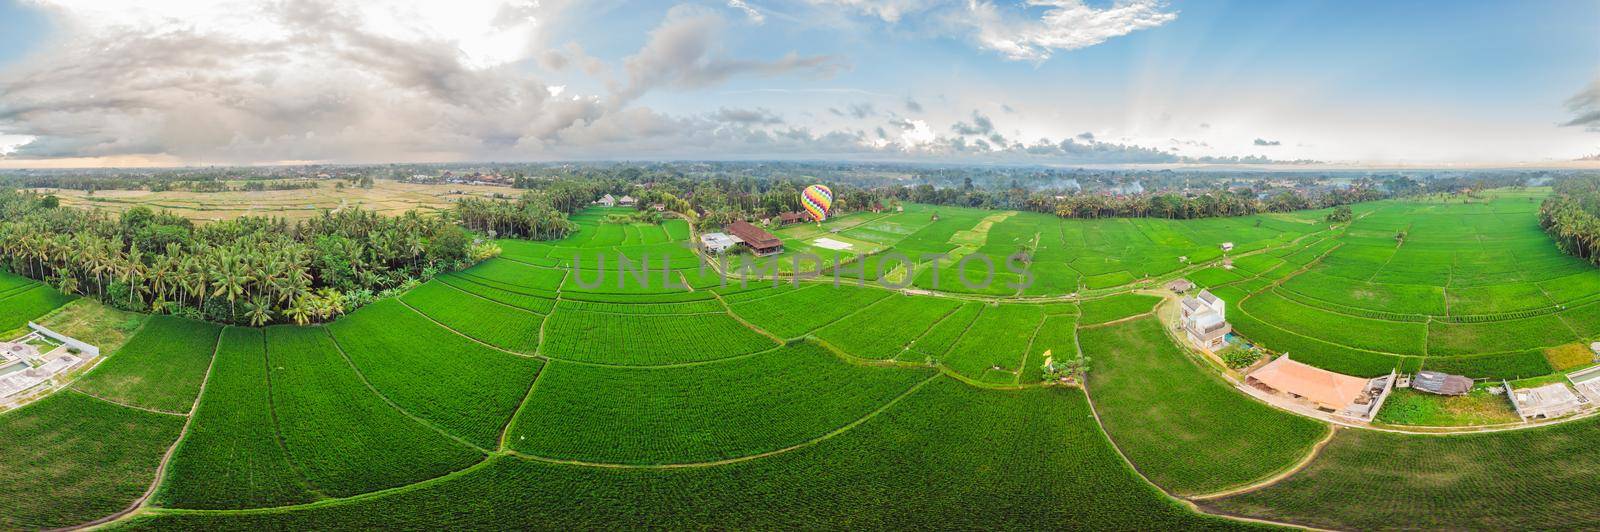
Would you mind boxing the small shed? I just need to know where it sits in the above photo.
[1220,242,1235,252]
[1411,370,1473,396]
[700,233,739,254]
[1166,279,1196,294]
[618,195,637,206]
[778,211,808,225]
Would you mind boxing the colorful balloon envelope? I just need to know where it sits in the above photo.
[802,184,833,222]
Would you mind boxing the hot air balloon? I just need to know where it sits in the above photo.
[801,184,833,223]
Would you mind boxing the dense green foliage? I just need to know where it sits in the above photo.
[72,315,222,413]
[1081,317,1329,495]
[1226,189,1600,378]
[942,303,1046,384]
[728,284,890,339]
[0,189,484,325]
[1540,175,1600,264]
[0,391,184,529]
[156,327,318,509]
[12,183,1600,529]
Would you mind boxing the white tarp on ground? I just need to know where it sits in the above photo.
[812,237,854,250]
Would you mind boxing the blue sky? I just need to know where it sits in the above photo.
[0,0,1596,167]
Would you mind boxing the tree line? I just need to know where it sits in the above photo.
[0,189,496,326]
[1541,175,1600,265]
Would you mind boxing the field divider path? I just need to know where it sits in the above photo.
[889,302,966,361]
[497,363,547,452]
[710,290,785,345]
[503,373,945,470]
[401,293,782,369]
[431,275,551,318]
[133,455,501,520]
[66,388,188,417]
[1012,311,1049,386]
[1187,427,1340,501]
[64,328,224,531]
[535,288,559,357]
[322,327,492,456]
[393,298,540,360]
[1078,378,1329,532]
[256,330,330,502]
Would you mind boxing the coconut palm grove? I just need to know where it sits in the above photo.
[2,1,1600,530]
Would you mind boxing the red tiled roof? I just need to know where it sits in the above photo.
[726,221,781,249]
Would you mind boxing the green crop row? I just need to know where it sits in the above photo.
[540,308,776,365]
[156,327,318,509]
[507,343,934,464]
[73,315,222,413]
[125,381,1246,530]
[329,301,543,449]
[263,325,483,497]
[400,281,543,353]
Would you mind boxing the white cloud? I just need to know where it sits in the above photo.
[805,0,1174,62]
[727,0,765,24]
[962,0,1177,62]
[0,0,843,163]
[804,0,937,22]
[611,5,842,106]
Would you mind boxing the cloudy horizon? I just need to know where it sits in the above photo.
[0,0,1597,169]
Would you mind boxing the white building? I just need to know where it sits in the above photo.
[1510,382,1588,421]
[1180,289,1230,351]
[700,232,740,254]
[595,194,616,207]
[1221,241,1235,252]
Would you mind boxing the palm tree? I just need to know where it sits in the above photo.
[244,296,273,326]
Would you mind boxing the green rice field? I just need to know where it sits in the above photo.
[6,192,1600,529]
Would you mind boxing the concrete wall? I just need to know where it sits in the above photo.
[27,322,99,358]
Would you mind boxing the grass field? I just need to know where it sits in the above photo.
[121,380,1257,530]
[506,342,935,464]
[1206,416,1600,529]
[263,325,484,497]
[10,192,1600,528]
[71,315,222,413]
[0,391,184,529]
[1081,317,1329,495]
[155,327,318,509]
[1223,190,1600,378]
[0,283,76,333]
[327,300,543,449]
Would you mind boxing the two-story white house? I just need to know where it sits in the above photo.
[1180,289,1231,351]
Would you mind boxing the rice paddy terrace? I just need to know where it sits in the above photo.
[1,189,1598,530]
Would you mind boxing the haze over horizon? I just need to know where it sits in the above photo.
[0,0,1596,169]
